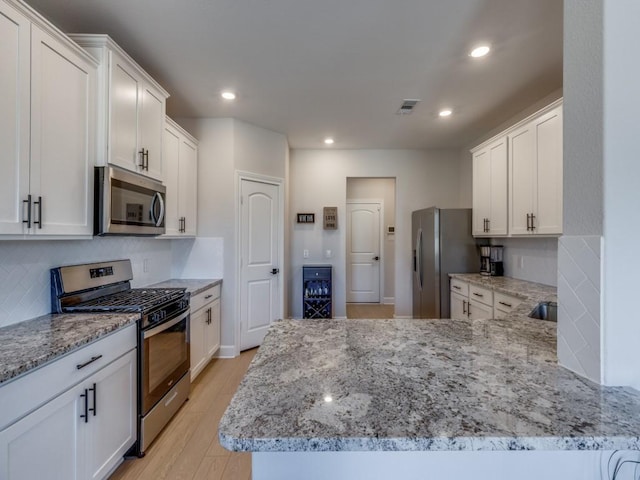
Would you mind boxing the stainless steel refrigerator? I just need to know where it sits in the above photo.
[412,207,478,318]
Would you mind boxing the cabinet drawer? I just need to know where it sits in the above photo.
[494,292,522,313]
[450,278,469,297]
[469,285,493,307]
[190,284,221,312]
[0,324,136,430]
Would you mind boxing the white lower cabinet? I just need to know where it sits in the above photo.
[450,291,468,319]
[493,292,523,319]
[0,326,136,480]
[190,284,222,381]
[467,299,493,320]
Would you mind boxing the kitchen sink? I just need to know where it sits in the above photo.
[528,301,558,322]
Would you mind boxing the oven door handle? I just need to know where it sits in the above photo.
[143,309,189,339]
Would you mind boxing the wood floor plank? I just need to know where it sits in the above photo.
[192,456,229,480]
[346,303,395,319]
[221,452,252,480]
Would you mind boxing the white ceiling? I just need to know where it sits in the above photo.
[25,0,563,149]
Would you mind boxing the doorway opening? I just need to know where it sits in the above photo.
[345,177,396,317]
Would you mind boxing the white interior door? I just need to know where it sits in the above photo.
[346,202,381,303]
[240,179,281,350]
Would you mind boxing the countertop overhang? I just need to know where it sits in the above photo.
[219,317,640,452]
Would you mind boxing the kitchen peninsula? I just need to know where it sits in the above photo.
[219,315,640,479]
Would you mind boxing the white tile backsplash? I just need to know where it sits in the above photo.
[0,237,176,328]
[494,237,558,286]
[557,235,602,383]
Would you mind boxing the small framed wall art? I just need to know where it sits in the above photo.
[296,213,315,224]
[323,207,338,229]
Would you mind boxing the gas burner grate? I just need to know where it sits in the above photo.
[65,288,186,313]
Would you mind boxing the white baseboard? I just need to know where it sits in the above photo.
[394,315,412,319]
[215,344,237,358]
[333,316,347,320]
[383,297,395,305]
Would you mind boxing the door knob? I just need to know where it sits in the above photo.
[271,268,280,274]
[373,256,379,261]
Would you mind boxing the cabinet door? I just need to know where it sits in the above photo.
[162,124,181,235]
[450,291,468,319]
[487,137,508,235]
[30,26,95,236]
[139,84,165,181]
[190,307,207,381]
[472,148,491,236]
[0,382,84,480]
[110,54,140,172]
[509,122,536,235]
[179,136,198,236]
[0,1,30,235]
[468,299,493,320]
[205,298,221,358]
[534,105,563,234]
[85,350,136,480]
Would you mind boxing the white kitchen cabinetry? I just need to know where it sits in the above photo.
[450,291,468,319]
[471,136,508,237]
[467,285,493,320]
[509,103,563,235]
[0,325,136,480]
[190,284,222,381]
[70,34,169,182]
[163,118,198,237]
[0,0,96,238]
[493,292,522,319]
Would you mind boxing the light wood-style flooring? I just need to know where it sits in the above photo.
[109,349,257,480]
[346,303,395,319]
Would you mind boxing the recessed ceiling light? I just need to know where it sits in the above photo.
[470,45,490,58]
[439,109,453,117]
[221,91,236,100]
[324,138,335,145]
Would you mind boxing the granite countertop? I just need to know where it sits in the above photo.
[0,312,139,386]
[449,273,557,322]
[219,317,640,452]
[149,278,221,296]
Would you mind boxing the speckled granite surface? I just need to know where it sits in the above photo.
[0,312,139,385]
[149,278,221,296]
[449,274,557,322]
[219,317,640,452]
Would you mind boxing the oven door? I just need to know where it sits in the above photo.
[141,309,190,414]
[95,166,166,236]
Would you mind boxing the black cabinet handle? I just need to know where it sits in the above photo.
[33,196,42,229]
[76,354,103,370]
[80,389,89,423]
[462,300,467,315]
[139,149,146,169]
[453,285,461,290]
[23,195,32,228]
[498,301,512,308]
[144,149,149,170]
[530,213,536,230]
[473,292,484,298]
[88,383,97,417]
[271,268,280,275]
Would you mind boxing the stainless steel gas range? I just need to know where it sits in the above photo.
[51,259,190,456]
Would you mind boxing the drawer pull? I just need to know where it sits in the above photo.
[472,292,484,298]
[498,301,512,308]
[453,285,461,290]
[76,355,103,370]
[204,294,213,300]
[80,388,89,423]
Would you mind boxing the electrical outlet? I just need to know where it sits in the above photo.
[143,258,149,273]
[303,249,309,258]
[325,249,332,258]
[519,256,525,269]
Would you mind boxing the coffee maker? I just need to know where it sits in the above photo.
[480,245,504,276]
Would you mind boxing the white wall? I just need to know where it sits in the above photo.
[289,149,463,319]
[0,237,175,328]
[178,117,288,354]
[347,178,396,303]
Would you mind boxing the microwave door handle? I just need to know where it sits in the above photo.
[150,192,165,227]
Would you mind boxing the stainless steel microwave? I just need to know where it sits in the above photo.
[94,166,166,236]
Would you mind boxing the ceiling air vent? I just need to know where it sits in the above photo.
[396,99,421,115]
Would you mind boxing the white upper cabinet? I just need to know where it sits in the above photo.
[162,117,198,237]
[509,104,563,235]
[0,0,96,238]
[472,135,508,237]
[70,34,169,182]
[471,99,563,238]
